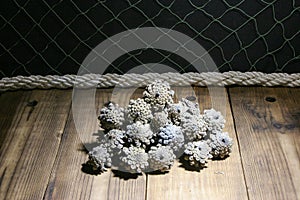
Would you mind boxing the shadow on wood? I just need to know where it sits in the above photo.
[178,155,207,172]
[111,169,140,180]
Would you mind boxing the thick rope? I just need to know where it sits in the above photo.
[0,72,299,91]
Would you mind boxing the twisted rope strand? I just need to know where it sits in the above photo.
[1,72,299,91]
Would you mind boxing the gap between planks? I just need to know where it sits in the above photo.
[40,87,248,200]
[0,87,248,200]
[146,87,248,200]
[1,87,298,200]
[43,88,147,200]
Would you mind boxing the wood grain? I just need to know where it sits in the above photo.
[44,88,147,200]
[0,91,28,149]
[147,87,248,200]
[229,87,300,200]
[0,90,32,200]
[0,87,299,200]
[0,90,71,200]
[93,88,147,200]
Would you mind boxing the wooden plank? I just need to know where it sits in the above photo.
[43,110,95,200]
[0,91,28,149]
[0,90,32,200]
[229,87,300,200]
[44,88,147,200]
[147,87,248,200]
[92,88,147,200]
[0,90,71,200]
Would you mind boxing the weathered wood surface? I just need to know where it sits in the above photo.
[229,87,300,200]
[44,88,147,200]
[147,87,248,200]
[0,87,299,200]
[0,90,72,200]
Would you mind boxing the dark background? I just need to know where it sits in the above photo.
[0,0,299,78]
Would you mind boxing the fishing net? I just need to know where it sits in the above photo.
[0,0,299,78]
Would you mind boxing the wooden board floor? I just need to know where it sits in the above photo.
[0,87,299,200]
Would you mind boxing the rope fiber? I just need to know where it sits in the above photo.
[1,72,299,91]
